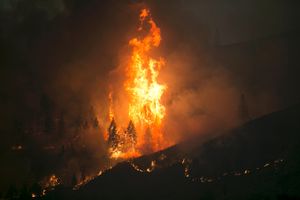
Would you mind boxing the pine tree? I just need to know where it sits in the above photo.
[107,118,119,149]
[126,120,137,146]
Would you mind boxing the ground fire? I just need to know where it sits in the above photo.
[105,8,169,159]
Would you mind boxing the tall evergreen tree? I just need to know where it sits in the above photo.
[107,118,119,149]
[126,120,137,146]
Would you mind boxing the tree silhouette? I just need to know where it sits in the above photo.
[126,120,137,146]
[107,118,119,150]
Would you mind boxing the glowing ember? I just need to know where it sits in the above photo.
[40,174,60,191]
[106,8,168,159]
[45,175,60,188]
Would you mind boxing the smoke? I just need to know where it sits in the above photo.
[143,0,299,144]
[161,47,241,142]
[1,0,299,191]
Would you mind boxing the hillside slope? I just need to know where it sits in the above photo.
[44,104,300,200]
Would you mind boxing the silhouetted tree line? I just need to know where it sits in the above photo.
[11,94,100,143]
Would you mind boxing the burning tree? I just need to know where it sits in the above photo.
[104,8,171,159]
[126,120,137,146]
[107,118,119,151]
[107,119,139,159]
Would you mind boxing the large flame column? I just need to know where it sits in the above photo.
[125,8,166,151]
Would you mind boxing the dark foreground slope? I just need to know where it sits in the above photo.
[44,104,300,200]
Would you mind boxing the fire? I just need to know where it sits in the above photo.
[105,8,168,159]
[126,8,166,150]
[44,175,60,188]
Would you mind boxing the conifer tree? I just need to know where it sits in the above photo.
[107,118,119,149]
[126,120,137,146]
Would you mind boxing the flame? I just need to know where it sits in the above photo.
[109,147,140,159]
[105,8,168,159]
[46,175,60,188]
[126,8,166,150]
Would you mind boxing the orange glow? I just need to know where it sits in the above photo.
[108,89,114,122]
[126,8,166,150]
[105,8,169,159]
[109,148,141,159]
